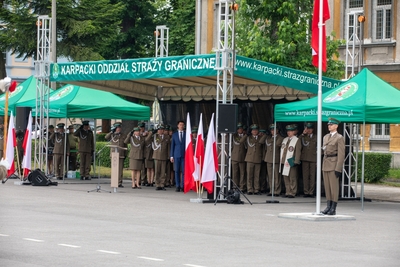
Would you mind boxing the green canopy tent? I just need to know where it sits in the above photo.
[0,76,38,116]
[274,68,400,123]
[17,84,150,120]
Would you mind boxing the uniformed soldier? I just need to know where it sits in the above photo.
[105,122,127,187]
[280,124,302,198]
[191,126,198,152]
[46,125,55,176]
[259,129,268,193]
[168,126,175,187]
[231,123,247,192]
[50,123,70,180]
[163,125,172,187]
[138,122,148,186]
[322,118,345,215]
[68,125,79,171]
[152,125,171,190]
[300,122,317,197]
[244,124,267,195]
[0,122,4,159]
[144,128,156,187]
[74,121,94,180]
[264,124,284,196]
[125,127,147,189]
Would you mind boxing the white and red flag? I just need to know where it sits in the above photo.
[21,111,32,177]
[6,112,16,177]
[183,113,197,193]
[193,113,204,182]
[201,113,218,194]
[311,0,330,72]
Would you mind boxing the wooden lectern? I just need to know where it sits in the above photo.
[107,145,127,192]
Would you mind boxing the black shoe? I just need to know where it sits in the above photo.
[57,177,63,180]
[274,194,280,197]
[80,177,85,180]
[255,192,261,195]
[118,184,124,188]
[155,187,161,191]
[161,187,166,191]
[282,195,288,198]
[303,194,309,198]
[85,177,91,180]
[287,195,295,198]
[267,193,272,196]
[175,188,180,192]
[248,192,253,195]
[146,183,151,187]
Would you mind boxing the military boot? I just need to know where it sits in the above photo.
[327,202,337,215]
[321,200,332,214]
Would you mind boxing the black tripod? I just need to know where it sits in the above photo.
[214,176,252,205]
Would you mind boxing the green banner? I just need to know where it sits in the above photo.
[50,54,342,94]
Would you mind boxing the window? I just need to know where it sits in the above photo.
[344,1,364,40]
[373,0,392,41]
[371,124,390,139]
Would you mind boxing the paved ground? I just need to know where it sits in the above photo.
[1,177,399,267]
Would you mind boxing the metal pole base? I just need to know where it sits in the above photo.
[87,184,111,193]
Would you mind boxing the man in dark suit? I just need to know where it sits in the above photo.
[170,120,186,192]
[322,117,345,215]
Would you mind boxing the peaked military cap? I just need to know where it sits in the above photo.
[237,122,244,129]
[138,122,145,127]
[286,124,298,131]
[269,124,276,129]
[250,124,259,130]
[133,127,140,131]
[259,129,266,133]
[48,125,54,129]
[82,120,89,125]
[192,126,198,133]
[158,124,165,130]
[57,123,65,128]
[113,122,122,128]
[328,117,340,125]
[305,122,314,128]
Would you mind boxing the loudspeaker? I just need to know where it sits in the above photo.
[28,169,58,186]
[218,104,238,133]
[16,107,31,132]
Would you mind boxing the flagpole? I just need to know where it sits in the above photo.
[315,0,324,214]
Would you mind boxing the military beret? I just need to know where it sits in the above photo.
[328,117,340,125]
[250,124,259,130]
[286,124,298,131]
[305,122,314,128]
[57,123,65,128]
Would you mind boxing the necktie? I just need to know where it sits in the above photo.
[180,132,183,142]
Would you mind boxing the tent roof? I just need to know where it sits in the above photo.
[274,68,400,124]
[50,54,342,101]
[17,84,150,120]
[0,76,37,115]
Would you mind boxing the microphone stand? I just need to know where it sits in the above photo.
[88,142,111,193]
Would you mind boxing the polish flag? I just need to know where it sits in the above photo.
[183,113,197,193]
[6,113,16,177]
[201,113,218,194]
[311,0,330,72]
[21,111,32,177]
[193,114,204,181]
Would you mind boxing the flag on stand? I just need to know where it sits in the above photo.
[21,111,32,177]
[201,113,218,194]
[193,114,204,182]
[311,0,330,72]
[183,113,197,193]
[6,113,16,177]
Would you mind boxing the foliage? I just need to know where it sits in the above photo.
[96,133,107,142]
[235,0,345,80]
[386,168,400,179]
[356,153,392,183]
[95,141,130,168]
[0,0,124,61]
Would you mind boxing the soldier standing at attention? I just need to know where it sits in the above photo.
[231,123,247,192]
[244,124,266,195]
[321,118,345,215]
[152,125,170,191]
[74,121,94,180]
[300,122,317,197]
[46,125,55,176]
[50,123,70,180]
[144,128,156,187]
[280,124,302,198]
[138,122,148,186]
[68,125,79,171]
[264,124,284,196]
[105,122,127,188]
[125,127,146,189]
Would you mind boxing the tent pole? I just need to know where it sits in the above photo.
[361,122,366,211]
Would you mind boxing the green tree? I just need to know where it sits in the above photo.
[0,0,124,61]
[235,0,344,79]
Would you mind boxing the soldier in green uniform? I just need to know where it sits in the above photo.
[259,129,268,193]
[74,121,94,180]
[152,125,170,191]
[138,122,148,186]
[322,118,345,215]
[144,128,155,187]
[244,124,267,195]
[125,127,146,189]
[300,122,317,197]
[67,125,79,171]
[50,123,70,180]
[231,123,247,191]
[164,125,172,187]
[105,122,127,187]
[264,124,284,196]
[280,124,302,198]
[46,125,55,176]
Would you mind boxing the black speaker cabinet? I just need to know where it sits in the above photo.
[28,169,58,186]
[218,104,238,133]
[16,107,31,132]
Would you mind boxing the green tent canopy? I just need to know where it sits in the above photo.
[0,76,38,115]
[274,68,400,124]
[17,84,150,120]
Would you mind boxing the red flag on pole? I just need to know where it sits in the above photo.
[193,114,204,182]
[6,113,16,177]
[183,113,197,193]
[311,0,330,72]
[21,111,33,177]
[201,113,218,194]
